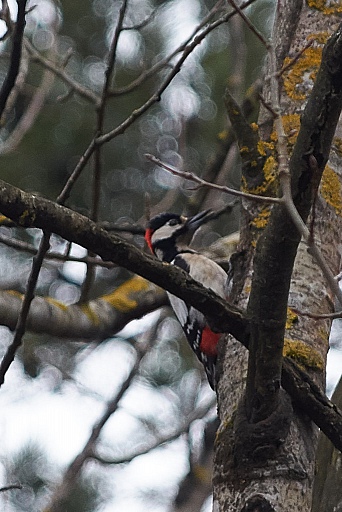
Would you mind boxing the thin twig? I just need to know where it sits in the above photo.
[92,397,216,465]
[1,66,54,153]
[277,40,314,77]
[281,156,342,306]
[145,153,283,204]
[258,92,277,118]
[0,484,22,492]
[98,0,259,144]
[45,327,158,512]
[227,0,269,48]
[0,0,28,119]
[1,37,29,127]
[123,5,160,31]
[24,38,100,105]
[0,233,116,268]
[110,0,226,96]
[97,0,128,128]
[57,0,259,202]
[0,232,51,386]
[57,139,96,204]
[0,0,12,42]
[291,307,342,320]
[80,0,129,303]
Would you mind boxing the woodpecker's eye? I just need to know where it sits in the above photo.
[168,218,180,226]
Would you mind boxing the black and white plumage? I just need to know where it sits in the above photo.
[145,210,230,389]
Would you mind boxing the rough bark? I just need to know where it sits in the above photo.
[214,2,342,511]
[312,376,342,512]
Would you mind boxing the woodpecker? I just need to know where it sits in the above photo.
[145,210,230,390]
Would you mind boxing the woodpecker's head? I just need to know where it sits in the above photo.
[145,210,212,262]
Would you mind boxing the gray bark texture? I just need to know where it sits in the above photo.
[213,1,342,511]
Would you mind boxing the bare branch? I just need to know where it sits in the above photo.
[1,181,342,453]
[24,38,100,105]
[0,232,117,267]
[98,0,259,145]
[290,307,342,320]
[92,397,216,465]
[277,39,314,77]
[244,21,342,429]
[227,0,269,48]
[1,63,55,153]
[0,276,167,339]
[0,231,51,386]
[269,36,342,307]
[81,0,130,303]
[45,327,157,512]
[110,0,226,96]
[0,0,13,42]
[0,484,22,492]
[122,5,160,31]
[0,179,248,341]
[145,153,283,204]
[0,0,28,119]
[56,0,260,204]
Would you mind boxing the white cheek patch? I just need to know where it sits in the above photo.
[151,225,175,245]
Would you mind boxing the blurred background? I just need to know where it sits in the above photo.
[2,1,339,511]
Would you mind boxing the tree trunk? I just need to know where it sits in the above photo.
[214,2,342,510]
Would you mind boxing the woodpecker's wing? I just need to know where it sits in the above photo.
[173,252,229,299]
[167,293,217,389]
[169,252,229,390]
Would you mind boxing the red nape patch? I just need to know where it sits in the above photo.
[199,327,220,356]
[145,228,154,253]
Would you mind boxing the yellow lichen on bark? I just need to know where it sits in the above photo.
[250,208,271,229]
[18,209,36,226]
[333,137,342,157]
[272,114,301,147]
[243,115,300,201]
[283,46,322,101]
[46,297,68,310]
[283,338,324,371]
[239,145,250,155]
[80,303,101,325]
[307,31,331,44]
[285,308,299,330]
[320,165,342,216]
[317,327,330,349]
[7,289,23,298]
[256,140,274,157]
[102,276,150,312]
[307,0,342,14]
[242,152,278,197]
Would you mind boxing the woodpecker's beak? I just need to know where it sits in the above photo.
[185,209,213,233]
[179,210,213,245]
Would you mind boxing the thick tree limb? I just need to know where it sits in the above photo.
[1,180,342,452]
[282,358,342,453]
[0,277,167,339]
[0,179,247,342]
[245,22,342,423]
[224,87,264,183]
